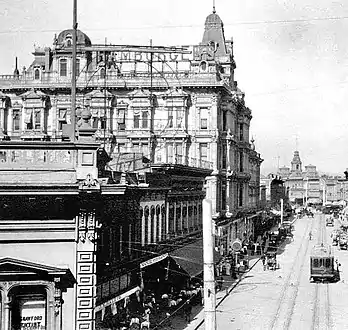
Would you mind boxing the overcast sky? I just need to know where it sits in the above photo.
[1,0,348,175]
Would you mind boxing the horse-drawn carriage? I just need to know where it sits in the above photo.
[266,251,278,270]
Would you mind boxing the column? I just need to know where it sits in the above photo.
[8,107,13,136]
[128,223,132,255]
[186,201,189,232]
[180,200,183,233]
[3,298,11,330]
[0,107,4,133]
[158,206,162,242]
[141,207,145,246]
[40,107,45,133]
[226,177,232,213]
[147,211,152,244]
[49,280,61,330]
[119,225,123,258]
[76,209,98,330]
[173,201,177,236]
[152,207,157,243]
[166,201,170,240]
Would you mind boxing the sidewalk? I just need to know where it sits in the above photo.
[155,217,299,330]
[181,256,261,330]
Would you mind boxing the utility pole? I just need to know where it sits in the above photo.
[203,199,216,330]
[149,39,155,163]
[280,198,284,225]
[71,0,77,142]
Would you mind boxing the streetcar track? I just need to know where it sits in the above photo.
[311,214,332,330]
[284,216,319,330]
[311,283,319,330]
[269,216,315,330]
[326,283,332,329]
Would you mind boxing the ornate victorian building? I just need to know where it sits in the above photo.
[0,8,262,329]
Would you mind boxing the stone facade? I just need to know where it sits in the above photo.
[0,9,262,256]
[0,9,263,327]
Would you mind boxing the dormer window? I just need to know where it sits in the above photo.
[200,61,207,72]
[34,68,40,80]
[65,34,72,47]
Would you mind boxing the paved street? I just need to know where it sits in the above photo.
[181,213,348,330]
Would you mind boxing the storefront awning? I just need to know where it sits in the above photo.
[169,240,203,278]
[95,286,140,313]
[169,239,220,278]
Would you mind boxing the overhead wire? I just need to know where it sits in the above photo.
[3,14,348,35]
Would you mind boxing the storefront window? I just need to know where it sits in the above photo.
[11,287,46,330]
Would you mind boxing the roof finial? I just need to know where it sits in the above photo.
[213,0,216,13]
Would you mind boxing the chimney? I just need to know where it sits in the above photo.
[44,47,51,72]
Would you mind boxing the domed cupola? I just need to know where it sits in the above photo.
[56,29,92,48]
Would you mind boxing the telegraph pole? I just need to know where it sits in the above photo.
[71,0,77,142]
[280,198,284,225]
[203,199,216,330]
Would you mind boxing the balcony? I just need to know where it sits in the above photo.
[0,71,224,90]
[166,154,213,170]
[109,152,213,172]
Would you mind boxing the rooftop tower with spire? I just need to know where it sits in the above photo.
[291,150,302,173]
[196,3,236,87]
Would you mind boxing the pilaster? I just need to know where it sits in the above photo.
[76,209,98,330]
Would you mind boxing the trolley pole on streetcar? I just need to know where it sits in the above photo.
[203,199,216,330]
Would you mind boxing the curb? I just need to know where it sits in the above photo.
[193,257,261,330]
[192,215,298,329]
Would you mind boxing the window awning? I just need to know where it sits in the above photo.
[169,239,220,278]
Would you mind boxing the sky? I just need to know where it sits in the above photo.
[1,0,348,175]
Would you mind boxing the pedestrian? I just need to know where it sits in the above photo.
[261,254,266,271]
[183,301,192,322]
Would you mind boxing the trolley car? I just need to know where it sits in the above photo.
[310,244,337,282]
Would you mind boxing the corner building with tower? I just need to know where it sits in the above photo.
[0,8,262,330]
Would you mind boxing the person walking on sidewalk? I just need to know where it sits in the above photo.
[261,254,266,271]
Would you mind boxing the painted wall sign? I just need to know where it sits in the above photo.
[140,253,169,269]
[97,51,191,64]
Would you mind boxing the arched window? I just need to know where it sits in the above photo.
[144,207,150,246]
[100,67,106,79]
[34,68,40,80]
[200,61,207,71]
[10,286,47,330]
[142,111,148,129]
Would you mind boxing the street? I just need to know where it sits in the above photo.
[192,213,348,330]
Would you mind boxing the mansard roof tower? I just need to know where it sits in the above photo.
[200,5,236,86]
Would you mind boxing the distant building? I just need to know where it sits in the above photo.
[279,151,325,205]
[260,173,288,207]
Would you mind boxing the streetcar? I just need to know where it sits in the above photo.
[310,244,338,282]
